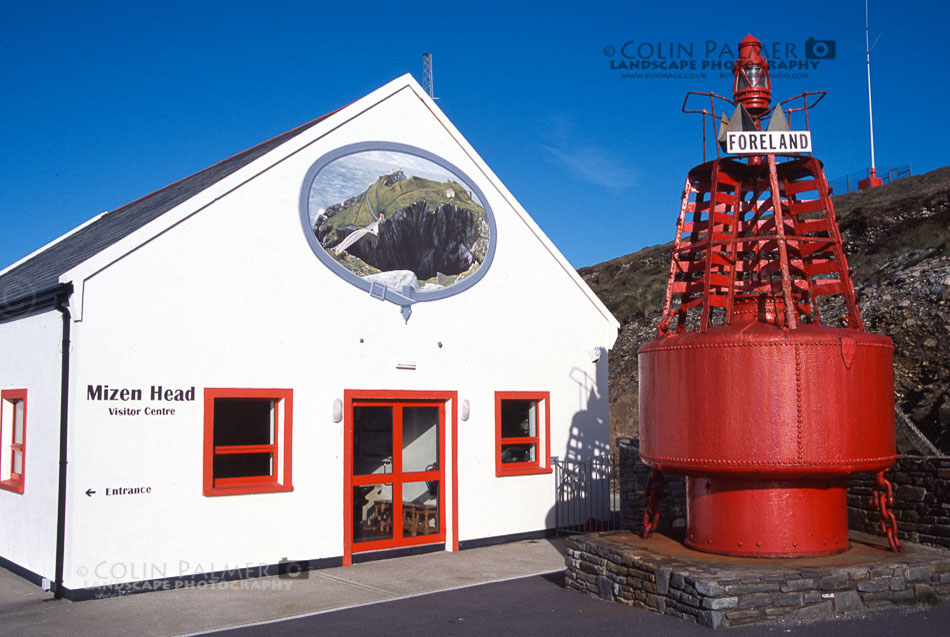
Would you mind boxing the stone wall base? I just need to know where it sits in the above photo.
[566,531,950,629]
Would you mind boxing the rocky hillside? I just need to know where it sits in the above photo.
[580,166,950,453]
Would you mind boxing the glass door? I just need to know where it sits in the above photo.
[350,400,443,552]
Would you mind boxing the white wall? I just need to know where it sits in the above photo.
[0,310,64,580]
[55,80,616,588]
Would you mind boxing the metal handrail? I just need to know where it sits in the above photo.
[681,91,736,163]
[553,455,618,535]
[774,91,827,133]
[681,90,827,162]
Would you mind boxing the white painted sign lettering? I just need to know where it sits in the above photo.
[725,131,812,155]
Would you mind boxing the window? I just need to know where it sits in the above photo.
[203,388,293,496]
[494,391,550,476]
[1,389,27,493]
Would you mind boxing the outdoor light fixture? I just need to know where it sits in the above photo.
[332,399,343,423]
[461,399,470,421]
[732,34,771,115]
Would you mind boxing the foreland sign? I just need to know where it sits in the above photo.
[725,131,812,155]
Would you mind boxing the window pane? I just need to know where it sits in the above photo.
[501,443,536,464]
[213,399,273,446]
[13,400,24,444]
[402,407,438,473]
[746,65,762,88]
[354,406,393,475]
[354,484,393,543]
[500,400,537,439]
[403,481,439,536]
[12,450,23,475]
[213,452,273,479]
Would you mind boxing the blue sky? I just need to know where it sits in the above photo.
[1,1,947,271]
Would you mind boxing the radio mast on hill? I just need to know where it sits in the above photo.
[422,52,439,101]
[861,0,883,189]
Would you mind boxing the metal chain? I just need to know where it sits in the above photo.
[869,469,902,552]
[642,468,665,538]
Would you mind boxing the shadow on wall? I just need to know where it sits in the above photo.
[544,352,612,529]
[564,352,611,463]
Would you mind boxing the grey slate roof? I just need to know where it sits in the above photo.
[0,111,334,306]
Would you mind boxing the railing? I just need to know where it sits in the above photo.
[682,91,825,163]
[829,164,912,195]
[552,455,619,535]
[681,91,735,163]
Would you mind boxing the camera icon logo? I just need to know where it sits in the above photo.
[277,558,309,580]
[805,38,836,60]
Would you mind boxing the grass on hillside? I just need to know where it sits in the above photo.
[581,166,950,325]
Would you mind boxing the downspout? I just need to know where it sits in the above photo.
[53,288,72,599]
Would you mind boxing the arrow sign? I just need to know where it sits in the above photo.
[85,488,95,497]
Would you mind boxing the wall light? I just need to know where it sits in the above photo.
[332,399,343,423]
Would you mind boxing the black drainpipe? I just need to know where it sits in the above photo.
[53,289,72,599]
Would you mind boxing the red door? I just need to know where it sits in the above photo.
[344,395,445,560]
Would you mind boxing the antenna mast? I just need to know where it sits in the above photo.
[422,52,438,101]
[859,1,883,189]
[865,1,878,180]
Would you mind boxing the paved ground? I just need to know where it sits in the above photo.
[1,537,947,636]
[0,539,566,636]
[215,571,950,636]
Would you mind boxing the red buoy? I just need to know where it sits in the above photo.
[638,35,896,557]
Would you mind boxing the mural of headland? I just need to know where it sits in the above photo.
[308,150,491,293]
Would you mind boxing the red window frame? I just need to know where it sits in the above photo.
[0,389,27,494]
[203,388,293,496]
[494,391,551,477]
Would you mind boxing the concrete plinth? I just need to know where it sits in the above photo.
[565,531,950,629]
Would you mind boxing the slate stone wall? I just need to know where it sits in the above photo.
[618,438,685,535]
[565,532,950,628]
[620,439,950,550]
[847,456,950,549]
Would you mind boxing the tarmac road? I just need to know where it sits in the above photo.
[2,537,946,636]
[211,571,950,636]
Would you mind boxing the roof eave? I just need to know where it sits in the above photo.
[0,282,73,323]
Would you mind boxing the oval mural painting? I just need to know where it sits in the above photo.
[301,144,495,317]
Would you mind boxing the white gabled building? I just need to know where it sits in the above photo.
[0,75,618,599]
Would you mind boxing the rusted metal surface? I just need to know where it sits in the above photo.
[641,468,664,538]
[871,470,903,552]
[639,34,898,558]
